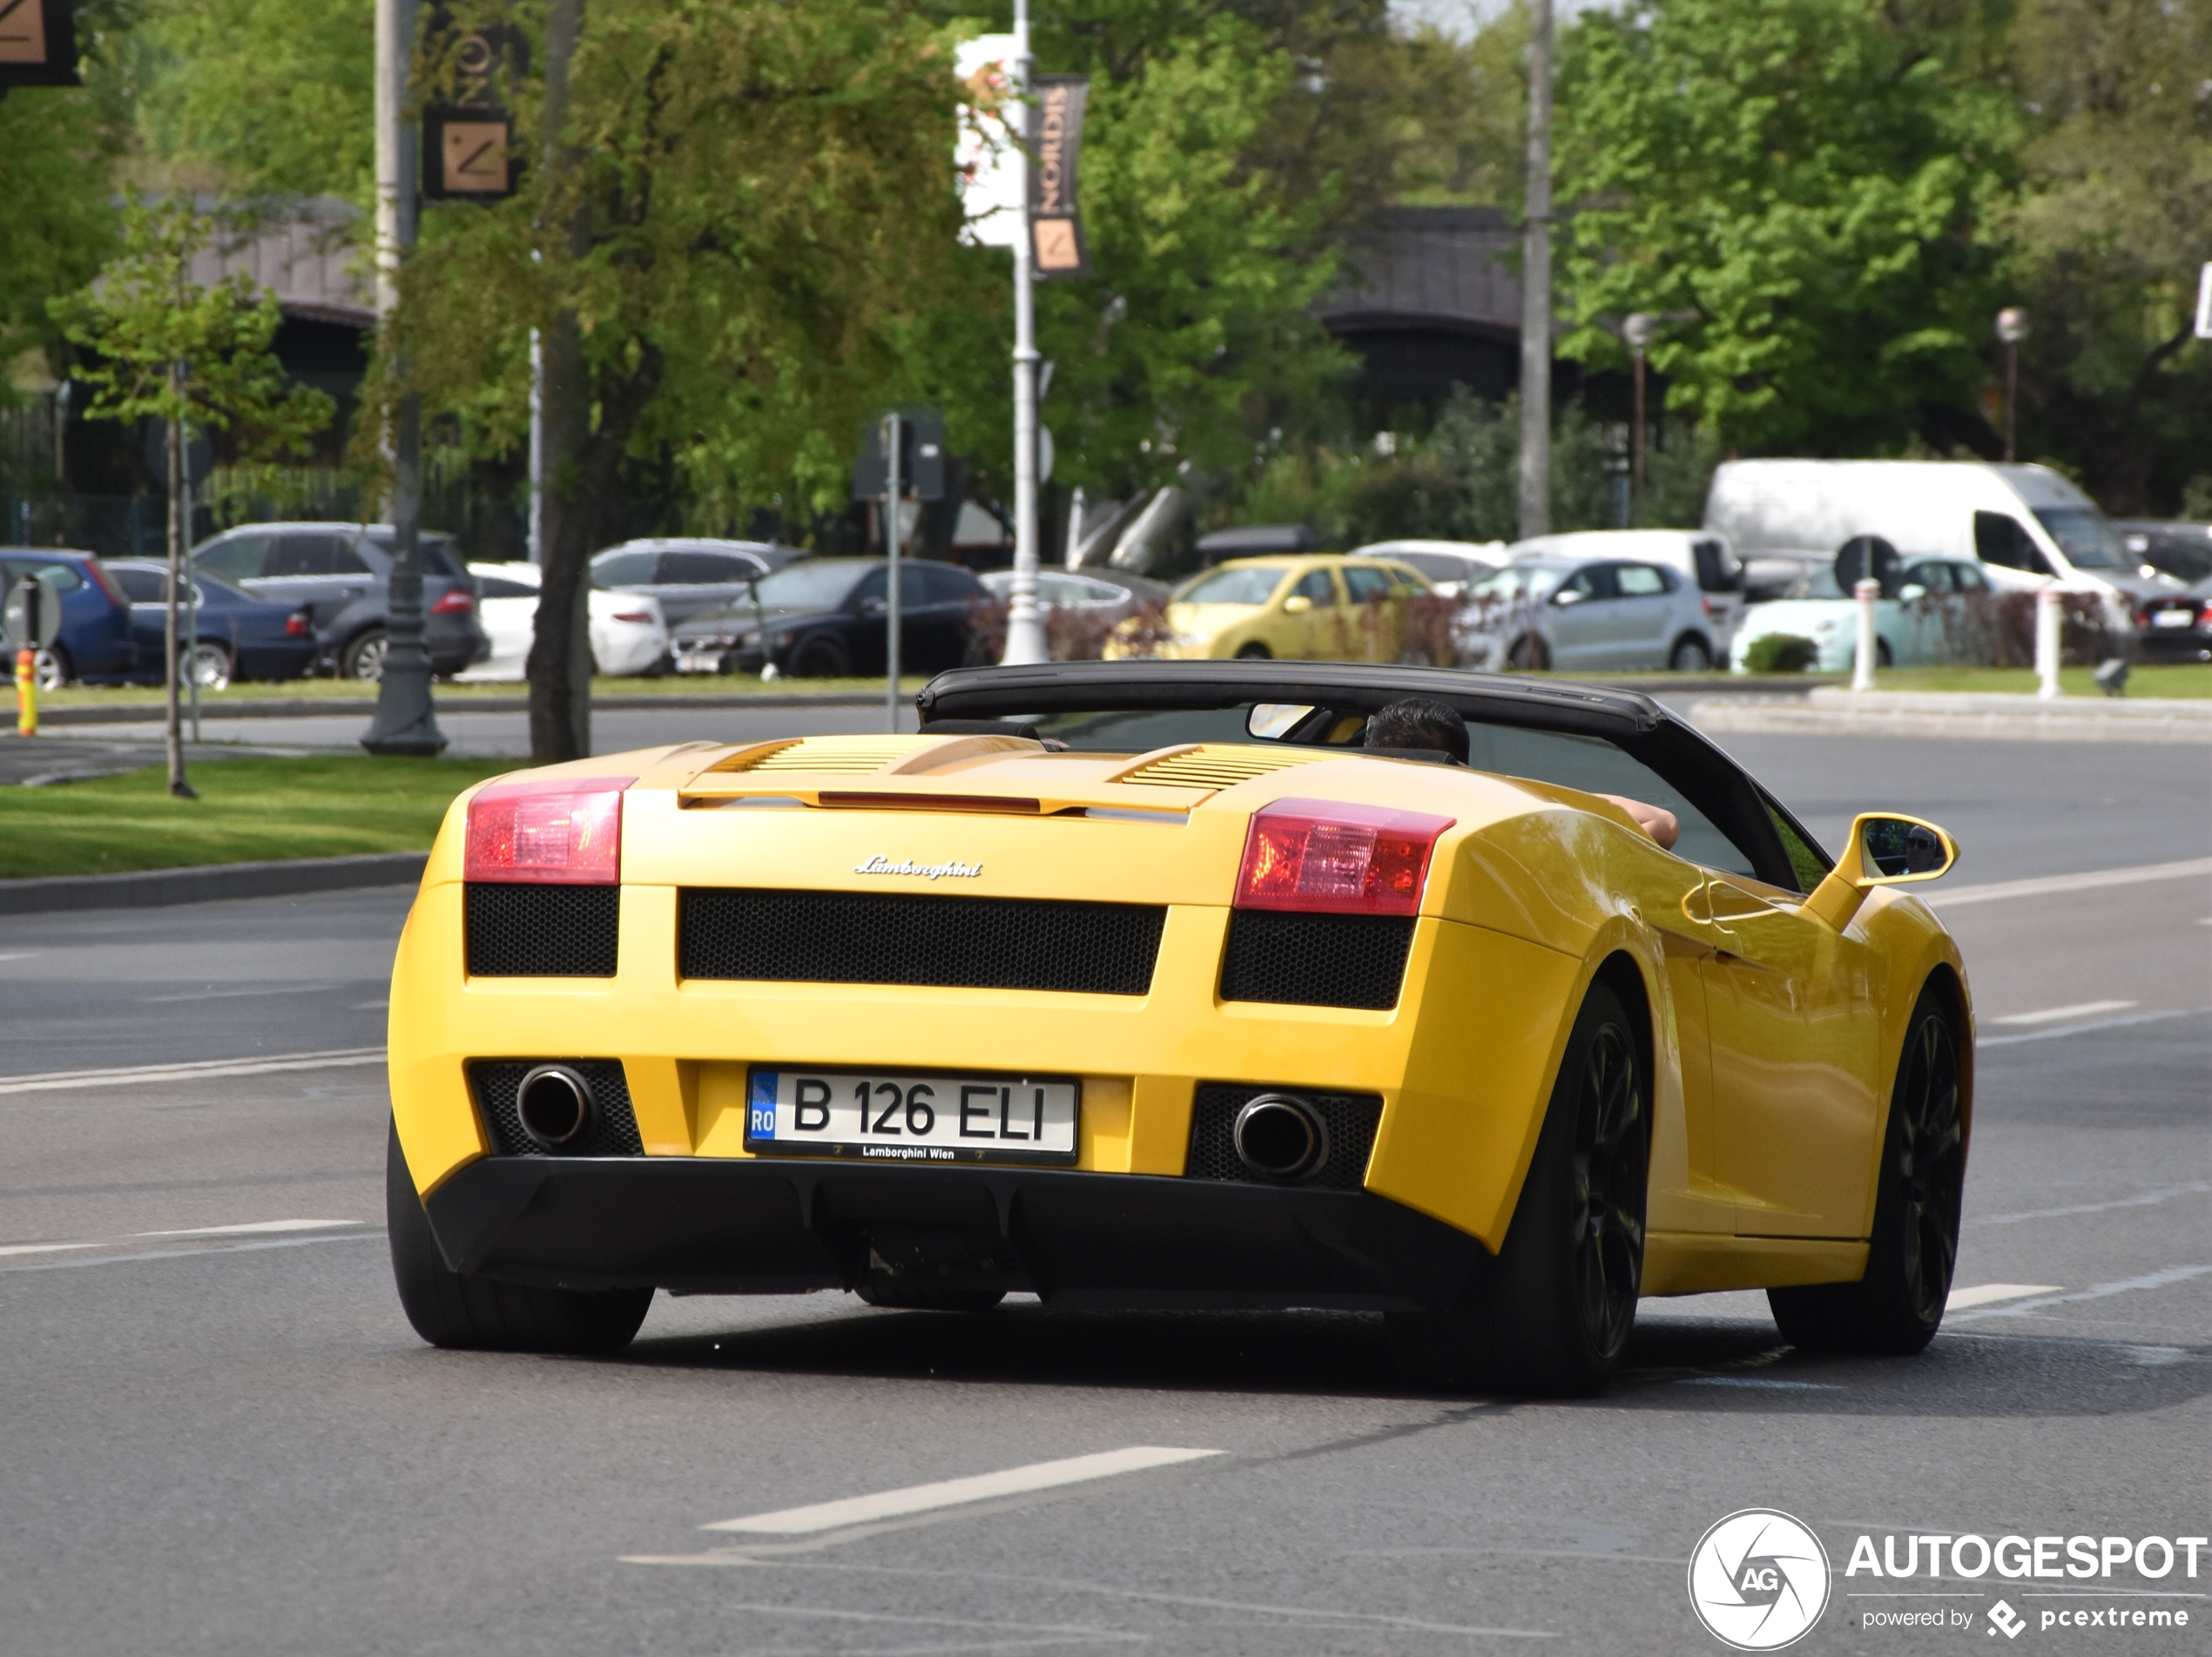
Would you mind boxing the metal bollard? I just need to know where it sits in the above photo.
[1851,579,1881,691]
[14,647,35,738]
[2034,586,2061,699]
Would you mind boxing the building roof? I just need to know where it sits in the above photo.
[1314,205,1527,341]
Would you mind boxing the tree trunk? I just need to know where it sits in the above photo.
[164,386,195,799]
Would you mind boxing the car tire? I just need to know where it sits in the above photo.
[1505,635,1550,671]
[1234,642,1271,659]
[1388,980,1649,1396]
[385,1121,652,1355]
[791,635,850,678]
[1768,990,1963,1355]
[341,628,389,681]
[1668,634,1714,672]
[1876,638,1894,669]
[182,642,233,691]
[31,644,70,690]
[855,1284,1007,1313]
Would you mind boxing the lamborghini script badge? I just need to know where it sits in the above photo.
[853,855,983,880]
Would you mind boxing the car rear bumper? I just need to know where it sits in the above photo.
[420,1153,1489,1311]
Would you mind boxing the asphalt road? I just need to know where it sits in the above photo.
[1,733,2205,1654]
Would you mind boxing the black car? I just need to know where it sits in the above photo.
[106,561,318,688]
[590,538,803,628]
[2116,520,2212,587]
[2133,576,2212,663]
[191,522,489,679]
[671,557,990,678]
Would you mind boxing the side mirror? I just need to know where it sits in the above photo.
[1282,594,1313,615]
[1898,583,1927,602]
[1552,588,1585,607]
[1804,812,1959,930]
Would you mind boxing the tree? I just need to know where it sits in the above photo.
[390,0,962,760]
[2000,0,2212,512]
[1552,0,2013,456]
[52,195,334,795]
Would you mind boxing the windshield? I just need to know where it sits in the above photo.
[1470,564,1564,601]
[1173,566,1286,606]
[2032,507,2127,569]
[751,562,867,610]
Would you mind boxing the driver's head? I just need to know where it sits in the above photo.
[1364,697,1467,764]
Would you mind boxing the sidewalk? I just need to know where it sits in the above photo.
[1691,686,2212,744]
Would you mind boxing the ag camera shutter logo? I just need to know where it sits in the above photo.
[1688,1509,1831,1649]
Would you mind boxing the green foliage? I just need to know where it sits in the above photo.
[1642,423,1722,529]
[1554,0,2013,455]
[1426,391,1617,541]
[1743,633,1820,674]
[51,193,335,458]
[136,0,374,202]
[2000,0,2212,513]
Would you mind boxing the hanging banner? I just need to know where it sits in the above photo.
[1028,74,1092,280]
[422,12,527,201]
[0,0,80,88]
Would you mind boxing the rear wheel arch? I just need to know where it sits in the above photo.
[1912,963,1973,1143]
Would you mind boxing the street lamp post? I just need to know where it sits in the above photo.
[1516,0,1554,541]
[1001,0,1048,667]
[1996,306,2029,465]
[1623,312,1656,527]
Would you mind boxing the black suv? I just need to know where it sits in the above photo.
[192,522,488,678]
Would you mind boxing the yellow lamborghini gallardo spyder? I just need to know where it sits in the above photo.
[386,660,1972,1395]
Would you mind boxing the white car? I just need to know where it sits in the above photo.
[1730,558,1996,673]
[458,562,669,681]
[1507,529,1746,655]
[1458,554,1720,672]
[1347,539,1508,597]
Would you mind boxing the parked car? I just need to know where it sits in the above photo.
[1728,556,1997,674]
[190,522,488,679]
[977,567,1170,615]
[0,548,138,688]
[1458,556,1716,672]
[105,561,316,688]
[457,562,670,682]
[1104,554,1433,662]
[2116,521,2212,586]
[670,557,991,677]
[2132,577,2212,663]
[1508,529,1746,656]
[1348,539,1509,596]
[1703,461,2180,621]
[590,538,801,627]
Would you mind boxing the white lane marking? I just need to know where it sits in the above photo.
[132,1219,361,1239]
[0,1242,98,1258]
[0,1232,382,1274]
[0,952,40,962]
[1980,1007,2204,1047]
[138,983,339,1005]
[1676,1377,1843,1391]
[1992,999,2137,1026]
[1945,1283,2063,1310]
[1971,1181,2209,1228]
[1946,1263,2212,1322]
[1928,857,2212,906]
[0,1047,382,1095]
[705,1446,1225,1536]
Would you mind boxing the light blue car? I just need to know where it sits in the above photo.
[1730,558,1994,671]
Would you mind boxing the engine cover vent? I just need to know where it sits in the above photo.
[1115,744,1325,790]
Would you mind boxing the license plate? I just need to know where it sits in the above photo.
[673,653,726,672]
[2151,610,2195,628]
[745,1068,1079,1165]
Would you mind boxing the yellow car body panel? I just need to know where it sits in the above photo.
[1103,554,1431,662]
[388,717,1970,1305]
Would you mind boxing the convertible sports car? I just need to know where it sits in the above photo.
[386,660,1971,1394]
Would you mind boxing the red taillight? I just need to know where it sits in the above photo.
[431,589,475,615]
[464,777,635,884]
[285,612,312,637]
[1234,798,1455,917]
[611,610,655,624]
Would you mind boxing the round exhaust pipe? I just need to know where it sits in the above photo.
[1232,1094,1331,1182]
[516,1064,596,1149]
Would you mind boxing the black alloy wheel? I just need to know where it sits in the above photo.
[792,634,850,678]
[1506,634,1550,671]
[1770,991,1964,1354]
[1235,642,1272,659]
[385,1121,652,1355]
[1669,634,1714,672]
[1389,981,1649,1395]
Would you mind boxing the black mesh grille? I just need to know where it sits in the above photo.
[1218,910,1414,1009]
[1185,1084,1383,1189]
[469,1060,644,1157]
[678,889,1165,995]
[465,884,620,978]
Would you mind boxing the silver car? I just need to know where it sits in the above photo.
[1457,555,1720,672]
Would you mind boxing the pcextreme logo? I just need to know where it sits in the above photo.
[1688,1509,1832,1650]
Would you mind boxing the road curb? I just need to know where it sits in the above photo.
[35,690,890,727]
[1691,688,2212,744]
[0,852,427,915]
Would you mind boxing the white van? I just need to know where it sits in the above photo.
[1506,529,1746,665]
[1703,461,2170,617]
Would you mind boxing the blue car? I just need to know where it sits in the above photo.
[105,560,318,688]
[0,548,139,688]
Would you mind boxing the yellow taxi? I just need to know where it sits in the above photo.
[1104,553,1433,662]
